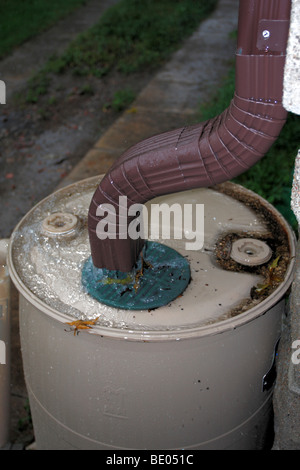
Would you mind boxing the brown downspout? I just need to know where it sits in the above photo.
[88,0,291,272]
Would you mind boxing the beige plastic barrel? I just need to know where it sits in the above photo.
[7,177,296,450]
[0,239,10,448]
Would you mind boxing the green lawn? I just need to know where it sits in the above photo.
[23,0,218,103]
[44,0,218,77]
[197,65,300,230]
[0,0,87,59]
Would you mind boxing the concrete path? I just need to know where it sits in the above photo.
[0,0,120,101]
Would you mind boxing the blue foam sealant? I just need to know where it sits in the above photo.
[81,241,191,310]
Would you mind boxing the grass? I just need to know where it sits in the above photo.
[108,88,136,112]
[47,0,218,76]
[197,64,300,230]
[0,0,87,59]
[24,0,218,102]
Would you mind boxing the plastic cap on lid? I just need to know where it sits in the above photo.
[42,212,78,235]
[230,238,272,266]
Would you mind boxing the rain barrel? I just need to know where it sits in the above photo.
[7,177,296,450]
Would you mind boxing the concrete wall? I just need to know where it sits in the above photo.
[273,237,300,449]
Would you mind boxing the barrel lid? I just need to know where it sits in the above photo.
[8,177,294,334]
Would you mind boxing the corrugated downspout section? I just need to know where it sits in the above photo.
[88,0,291,272]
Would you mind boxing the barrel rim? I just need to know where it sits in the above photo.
[7,176,296,342]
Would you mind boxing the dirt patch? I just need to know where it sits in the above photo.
[0,69,153,238]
